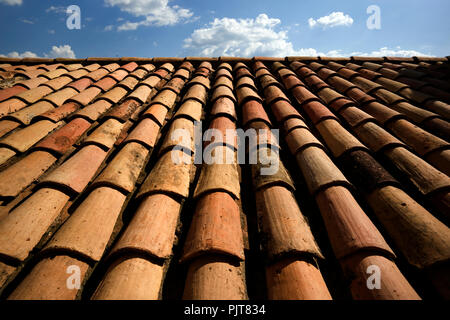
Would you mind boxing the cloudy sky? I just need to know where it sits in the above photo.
[1,0,449,59]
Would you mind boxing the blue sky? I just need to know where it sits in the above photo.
[0,0,449,58]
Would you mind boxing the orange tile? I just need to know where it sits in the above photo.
[35,118,91,155]
[68,87,102,106]
[8,255,90,300]
[7,101,55,125]
[295,147,350,195]
[183,257,247,300]
[40,145,108,194]
[92,257,164,300]
[0,99,28,117]
[242,100,271,127]
[38,101,82,123]
[316,186,394,259]
[73,100,113,122]
[93,142,148,193]
[0,120,20,138]
[340,253,420,300]
[182,192,245,263]
[210,97,236,121]
[111,193,182,259]
[266,259,332,300]
[44,187,126,261]
[0,188,70,261]
[104,99,141,122]
[0,151,57,198]
[0,86,27,102]
[123,118,160,149]
[0,120,61,153]
[141,103,168,126]
[137,150,192,199]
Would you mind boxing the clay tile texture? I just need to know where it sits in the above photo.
[0,56,449,302]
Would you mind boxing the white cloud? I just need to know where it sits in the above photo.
[183,14,432,59]
[309,12,353,29]
[184,14,307,57]
[44,45,76,59]
[48,29,55,34]
[104,25,114,31]
[19,18,34,24]
[45,6,67,14]
[0,0,22,6]
[0,45,77,59]
[0,51,38,58]
[347,47,433,57]
[105,0,194,29]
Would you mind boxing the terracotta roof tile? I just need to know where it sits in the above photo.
[96,86,128,104]
[242,100,271,127]
[286,127,323,155]
[384,147,450,195]
[266,259,332,300]
[316,119,368,157]
[8,255,90,300]
[182,84,208,105]
[92,257,164,300]
[66,78,93,92]
[175,99,203,122]
[73,100,113,122]
[0,86,27,102]
[340,253,420,299]
[14,86,54,104]
[82,119,124,150]
[68,87,102,106]
[160,118,195,154]
[271,100,303,123]
[151,89,178,109]
[0,188,70,261]
[316,185,395,259]
[40,145,108,194]
[211,86,236,103]
[194,148,240,200]
[137,150,192,200]
[339,106,377,128]
[0,120,20,138]
[43,87,78,107]
[0,151,57,198]
[295,147,351,195]
[92,77,118,92]
[123,118,160,149]
[183,257,247,300]
[104,98,141,122]
[181,192,245,262]
[210,97,237,121]
[367,185,450,269]
[354,121,405,152]
[0,57,449,300]
[0,120,61,153]
[35,118,91,155]
[92,142,148,194]
[38,101,81,123]
[5,101,54,125]
[141,103,168,126]
[255,185,322,259]
[44,187,126,261]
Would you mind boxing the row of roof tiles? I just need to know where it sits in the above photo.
[0,56,448,300]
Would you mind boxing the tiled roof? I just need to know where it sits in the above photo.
[0,55,449,300]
